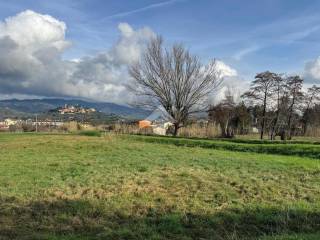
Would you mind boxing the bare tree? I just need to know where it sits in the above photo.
[302,85,320,134]
[209,88,236,138]
[129,36,222,136]
[285,75,304,139]
[241,71,276,139]
[269,74,286,140]
[305,85,320,108]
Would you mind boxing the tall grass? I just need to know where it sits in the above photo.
[178,122,221,138]
[305,127,320,138]
[109,122,221,138]
[112,123,140,134]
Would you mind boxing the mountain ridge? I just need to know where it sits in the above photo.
[0,98,150,119]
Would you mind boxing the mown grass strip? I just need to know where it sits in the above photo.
[216,138,320,145]
[130,135,320,159]
[77,130,101,137]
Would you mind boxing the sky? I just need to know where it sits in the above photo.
[0,0,320,104]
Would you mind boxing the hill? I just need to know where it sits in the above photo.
[0,98,150,120]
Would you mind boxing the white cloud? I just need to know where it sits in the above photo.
[112,22,155,65]
[0,10,238,105]
[304,57,320,84]
[100,0,184,20]
[0,10,70,51]
[214,60,237,78]
[232,45,260,61]
[0,10,155,104]
[206,60,249,104]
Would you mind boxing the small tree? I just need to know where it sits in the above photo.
[269,74,286,140]
[304,104,320,136]
[302,85,320,134]
[129,36,222,136]
[233,102,251,135]
[285,75,304,139]
[241,71,276,139]
[209,89,236,138]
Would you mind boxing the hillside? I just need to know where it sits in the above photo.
[0,98,150,119]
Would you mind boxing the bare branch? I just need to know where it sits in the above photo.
[129,35,221,135]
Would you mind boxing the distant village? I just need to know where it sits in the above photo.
[0,118,64,131]
[0,104,214,136]
[0,103,262,137]
[0,104,98,131]
[56,104,96,115]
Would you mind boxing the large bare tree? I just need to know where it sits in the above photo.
[129,36,222,136]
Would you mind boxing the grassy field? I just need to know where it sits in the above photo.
[0,133,319,240]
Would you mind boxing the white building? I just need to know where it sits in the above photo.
[140,106,174,135]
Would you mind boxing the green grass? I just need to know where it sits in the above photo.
[131,135,320,159]
[77,130,102,137]
[0,133,319,239]
[260,233,320,240]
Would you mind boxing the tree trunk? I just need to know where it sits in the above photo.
[280,130,286,141]
[302,119,307,136]
[173,123,179,137]
[270,111,279,141]
[270,92,281,140]
[224,119,229,137]
[260,94,267,140]
[303,112,310,136]
[287,89,297,140]
[287,102,294,140]
[287,114,292,140]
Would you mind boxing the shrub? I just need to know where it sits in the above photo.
[9,125,22,132]
[78,130,101,137]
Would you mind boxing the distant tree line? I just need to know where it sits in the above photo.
[209,71,320,140]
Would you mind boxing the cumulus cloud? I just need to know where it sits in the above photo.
[0,10,237,105]
[207,60,249,104]
[214,60,237,78]
[69,23,155,102]
[0,10,156,103]
[112,23,155,65]
[0,10,72,97]
[304,57,320,84]
[0,10,69,51]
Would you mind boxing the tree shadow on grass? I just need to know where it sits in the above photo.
[0,197,319,240]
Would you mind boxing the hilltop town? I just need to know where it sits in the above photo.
[55,104,96,115]
[0,104,119,132]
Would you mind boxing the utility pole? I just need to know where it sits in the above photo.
[35,114,38,133]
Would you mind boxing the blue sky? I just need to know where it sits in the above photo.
[0,0,320,102]
[1,0,320,76]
